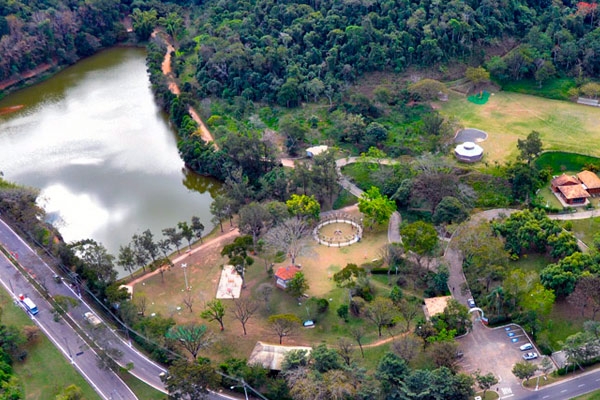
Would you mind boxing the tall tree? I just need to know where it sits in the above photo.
[400,221,439,269]
[232,298,259,335]
[512,362,538,381]
[265,218,310,266]
[475,371,498,397]
[358,186,397,230]
[286,272,310,298]
[286,194,320,221]
[333,263,367,305]
[178,221,194,250]
[210,195,233,233]
[268,314,301,344]
[162,358,218,400]
[71,240,116,283]
[191,216,205,244]
[239,202,271,249]
[162,227,183,254]
[517,131,543,165]
[200,300,226,331]
[365,297,396,337]
[117,244,136,278]
[131,233,150,273]
[165,324,214,359]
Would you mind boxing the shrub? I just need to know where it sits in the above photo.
[316,298,329,313]
[337,304,349,322]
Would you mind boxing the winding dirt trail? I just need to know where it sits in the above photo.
[158,32,217,148]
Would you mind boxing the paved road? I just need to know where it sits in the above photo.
[0,218,244,400]
[0,239,137,399]
[520,368,600,399]
[0,218,166,398]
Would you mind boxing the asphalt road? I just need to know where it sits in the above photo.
[0,217,250,400]
[0,217,166,398]
[521,369,600,400]
[0,240,137,399]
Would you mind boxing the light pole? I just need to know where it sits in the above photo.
[230,380,249,400]
[181,263,189,291]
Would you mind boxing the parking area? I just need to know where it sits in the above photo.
[457,320,541,398]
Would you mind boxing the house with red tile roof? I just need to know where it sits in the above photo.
[274,266,302,289]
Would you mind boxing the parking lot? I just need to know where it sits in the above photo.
[457,320,542,398]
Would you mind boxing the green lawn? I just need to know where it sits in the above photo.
[0,289,101,400]
[501,77,576,101]
[509,253,552,273]
[535,152,600,174]
[536,186,563,210]
[566,216,600,248]
[439,91,600,164]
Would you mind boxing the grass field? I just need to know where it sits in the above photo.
[439,91,600,164]
[132,209,399,366]
[0,288,101,400]
[535,152,600,174]
[566,216,600,248]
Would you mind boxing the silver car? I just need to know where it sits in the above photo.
[519,343,533,351]
[523,352,538,360]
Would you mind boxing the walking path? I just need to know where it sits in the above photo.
[156,30,217,148]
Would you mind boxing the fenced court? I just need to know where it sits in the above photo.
[313,213,363,247]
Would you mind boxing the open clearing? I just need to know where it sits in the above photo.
[439,91,600,164]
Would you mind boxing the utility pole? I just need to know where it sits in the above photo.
[181,263,189,291]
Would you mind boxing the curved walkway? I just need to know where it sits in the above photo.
[283,156,403,244]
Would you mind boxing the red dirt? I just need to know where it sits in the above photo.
[0,63,53,91]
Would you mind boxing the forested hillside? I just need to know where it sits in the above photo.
[159,0,600,105]
[2,0,599,96]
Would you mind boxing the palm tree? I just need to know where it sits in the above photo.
[487,286,505,317]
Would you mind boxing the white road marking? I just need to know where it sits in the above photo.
[561,390,567,393]
[578,384,585,387]
[542,396,549,399]
[500,395,514,399]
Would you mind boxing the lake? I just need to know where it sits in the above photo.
[0,47,220,276]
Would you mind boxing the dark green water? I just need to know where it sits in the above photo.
[0,48,220,275]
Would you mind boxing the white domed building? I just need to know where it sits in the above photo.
[454,141,483,162]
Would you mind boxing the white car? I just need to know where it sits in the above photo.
[523,352,538,360]
[467,298,476,308]
[519,343,533,351]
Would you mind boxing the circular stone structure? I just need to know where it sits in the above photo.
[455,141,484,163]
[313,213,363,247]
[454,128,488,143]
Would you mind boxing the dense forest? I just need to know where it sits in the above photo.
[2,0,600,94]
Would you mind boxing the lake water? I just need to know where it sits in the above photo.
[0,47,219,275]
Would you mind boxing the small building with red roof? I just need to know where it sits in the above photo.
[274,265,302,289]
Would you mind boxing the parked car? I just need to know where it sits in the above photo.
[520,343,533,351]
[303,320,315,328]
[467,298,476,308]
[523,352,538,360]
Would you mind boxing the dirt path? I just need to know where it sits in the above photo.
[125,227,239,289]
[157,31,217,148]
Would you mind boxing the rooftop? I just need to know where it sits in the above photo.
[275,266,302,281]
[423,296,452,320]
[577,170,600,190]
[454,142,483,157]
[248,341,312,370]
[551,173,579,187]
[557,184,591,200]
